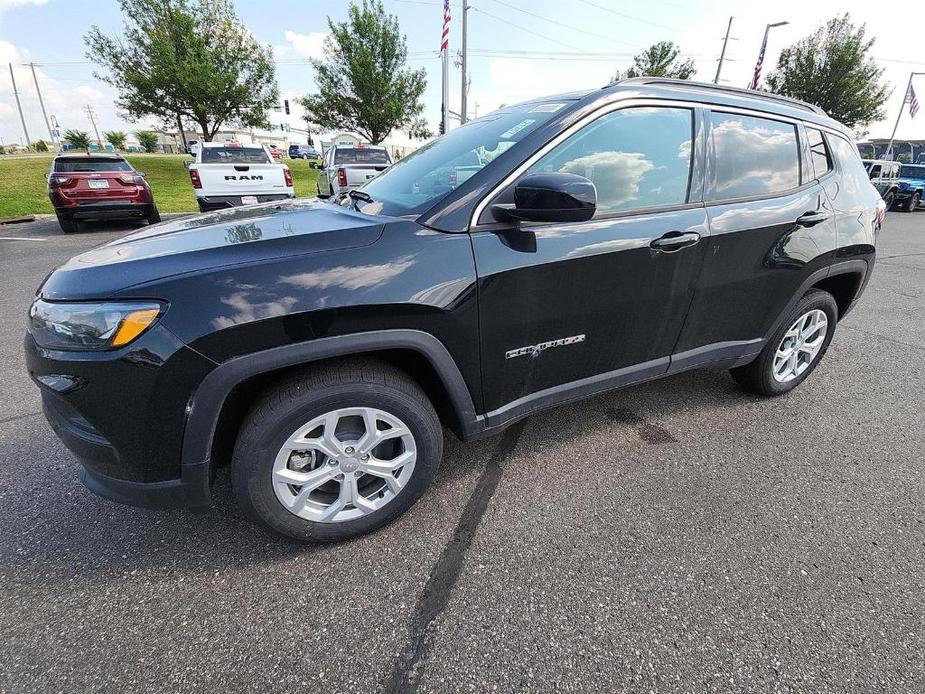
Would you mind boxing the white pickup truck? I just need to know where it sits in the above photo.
[188,142,294,212]
[316,144,392,198]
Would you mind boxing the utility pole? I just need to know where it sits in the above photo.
[460,2,469,124]
[85,104,102,149]
[885,72,923,161]
[27,62,58,151]
[714,17,733,85]
[8,62,31,149]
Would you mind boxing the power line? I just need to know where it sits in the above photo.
[469,6,581,51]
[575,0,677,31]
[486,0,639,49]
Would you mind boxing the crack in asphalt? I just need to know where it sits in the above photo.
[0,411,42,425]
[605,407,677,444]
[385,420,527,693]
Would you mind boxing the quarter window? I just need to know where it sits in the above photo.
[709,113,800,200]
[828,135,872,197]
[807,128,833,178]
[525,107,694,216]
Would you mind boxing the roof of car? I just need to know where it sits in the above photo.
[530,78,848,135]
[54,153,125,159]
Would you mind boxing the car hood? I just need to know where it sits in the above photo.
[896,177,925,187]
[39,198,388,299]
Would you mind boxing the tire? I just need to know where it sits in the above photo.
[883,191,895,209]
[730,289,838,397]
[903,191,921,212]
[146,205,161,225]
[56,214,78,234]
[231,359,443,543]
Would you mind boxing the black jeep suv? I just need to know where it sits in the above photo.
[25,79,882,542]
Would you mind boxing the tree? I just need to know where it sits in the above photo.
[765,14,890,132]
[63,129,92,151]
[614,41,696,81]
[104,130,127,150]
[136,130,159,153]
[34,140,49,152]
[300,0,427,144]
[85,0,279,142]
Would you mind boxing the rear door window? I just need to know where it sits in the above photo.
[201,147,271,164]
[708,113,800,200]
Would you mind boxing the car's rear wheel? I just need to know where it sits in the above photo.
[730,289,837,396]
[231,359,443,543]
[56,214,78,234]
[883,191,895,209]
[146,205,161,225]
[904,191,921,212]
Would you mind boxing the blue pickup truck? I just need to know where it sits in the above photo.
[894,164,925,212]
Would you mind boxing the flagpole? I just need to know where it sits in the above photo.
[885,72,913,161]
[442,49,449,135]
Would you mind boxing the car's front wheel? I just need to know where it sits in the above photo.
[730,289,837,396]
[231,359,443,543]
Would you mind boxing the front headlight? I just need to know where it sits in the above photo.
[28,300,164,351]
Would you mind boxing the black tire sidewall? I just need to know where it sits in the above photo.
[233,384,442,543]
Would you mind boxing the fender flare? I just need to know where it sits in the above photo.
[180,329,484,497]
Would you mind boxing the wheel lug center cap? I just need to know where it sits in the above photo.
[340,457,360,473]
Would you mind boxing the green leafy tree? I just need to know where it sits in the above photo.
[615,41,696,81]
[85,0,279,142]
[34,140,49,152]
[300,0,428,144]
[104,130,127,150]
[136,130,159,153]
[765,14,890,132]
[63,129,92,151]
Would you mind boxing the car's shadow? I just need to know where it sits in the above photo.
[0,367,757,585]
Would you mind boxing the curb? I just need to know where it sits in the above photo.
[0,215,36,225]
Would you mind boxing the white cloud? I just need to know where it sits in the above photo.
[283,30,328,60]
[0,0,47,10]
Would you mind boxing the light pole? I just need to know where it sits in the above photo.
[749,21,788,90]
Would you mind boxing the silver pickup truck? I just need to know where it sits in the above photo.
[316,144,392,198]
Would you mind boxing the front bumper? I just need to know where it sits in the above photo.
[196,193,293,212]
[25,326,216,508]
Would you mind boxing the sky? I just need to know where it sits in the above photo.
[1,0,924,148]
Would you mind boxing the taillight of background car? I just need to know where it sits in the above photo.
[117,174,146,186]
[189,168,202,189]
[337,168,347,188]
[876,198,887,226]
[283,167,293,187]
[48,175,76,188]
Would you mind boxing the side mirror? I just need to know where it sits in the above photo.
[183,160,192,170]
[491,172,596,224]
[136,171,146,178]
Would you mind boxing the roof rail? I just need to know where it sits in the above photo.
[615,77,828,117]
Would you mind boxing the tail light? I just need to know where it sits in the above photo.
[117,174,146,185]
[48,175,75,188]
[283,167,293,187]
[337,168,347,188]
[189,168,202,189]
[876,198,886,227]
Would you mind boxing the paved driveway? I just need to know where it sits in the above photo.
[1,212,923,693]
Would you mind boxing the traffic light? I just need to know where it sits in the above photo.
[284,100,290,115]
[438,120,445,136]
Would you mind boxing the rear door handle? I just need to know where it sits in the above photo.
[796,211,830,227]
[650,231,701,252]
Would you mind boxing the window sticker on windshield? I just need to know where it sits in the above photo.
[530,103,566,113]
[500,119,536,139]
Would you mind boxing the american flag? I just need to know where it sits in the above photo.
[906,83,920,119]
[440,0,451,55]
[749,43,766,90]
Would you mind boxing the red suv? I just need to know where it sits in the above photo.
[47,154,161,233]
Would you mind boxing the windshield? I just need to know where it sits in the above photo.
[900,165,925,180]
[360,101,569,215]
[54,158,132,172]
[201,147,271,164]
[335,148,391,165]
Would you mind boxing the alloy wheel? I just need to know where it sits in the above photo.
[271,407,417,523]
[772,309,828,383]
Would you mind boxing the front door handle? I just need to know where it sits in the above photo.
[796,211,830,227]
[650,231,701,252]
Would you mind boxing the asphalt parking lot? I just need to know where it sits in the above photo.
[1,212,924,693]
